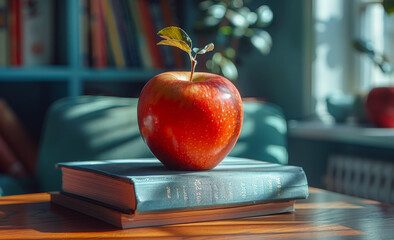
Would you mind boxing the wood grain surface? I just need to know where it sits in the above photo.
[0,187,393,239]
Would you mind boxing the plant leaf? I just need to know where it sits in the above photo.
[383,0,394,14]
[193,43,215,55]
[157,26,192,53]
[250,30,272,55]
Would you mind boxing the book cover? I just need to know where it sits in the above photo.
[9,0,22,66]
[0,99,38,174]
[102,0,125,68]
[58,157,308,214]
[51,192,295,229]
[90,0,107,68]
[21,0,54,66]
[0,133,27,176]
[0,0,8,66]
[128,0,153,69]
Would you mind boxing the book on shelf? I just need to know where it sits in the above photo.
[0,0,8,66]
[150,0,174,68]
[79,0,90,67]
[51,191,295,229]
[9,0,22,66]
[159,0,185,69]
[0,0,54,66]
[56,157,308,214]
[79,0,185,70]
[128,0,153,69]
[136,0,165,69]
[103,0,125,68]
[22,0,54,66]
[90,0,107,68]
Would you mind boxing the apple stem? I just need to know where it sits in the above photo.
[189,53,197,82]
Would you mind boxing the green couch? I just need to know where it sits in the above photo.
[0,96,288,196]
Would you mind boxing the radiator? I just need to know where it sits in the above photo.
[325,155,394,204]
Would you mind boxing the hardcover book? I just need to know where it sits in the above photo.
[0,0,8,66]
[90,0,106,68]
[51,192,295,229]
[57,157,308,214]
[22,0,54,66]
[102,0,125,68]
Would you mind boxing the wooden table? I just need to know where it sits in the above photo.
[0,187,393,239]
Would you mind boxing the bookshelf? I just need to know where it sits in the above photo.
[0,0,193,96]
[0,0,195,138]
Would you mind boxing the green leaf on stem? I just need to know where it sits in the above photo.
[157,26,192,53]
[193,43,215,55]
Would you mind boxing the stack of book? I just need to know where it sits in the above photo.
[51,157,309,229]
[80,0,185,69]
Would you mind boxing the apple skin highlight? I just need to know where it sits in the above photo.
[137,72,243,170]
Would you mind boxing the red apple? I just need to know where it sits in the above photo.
[365,87,394,128]
[137,71,243,170]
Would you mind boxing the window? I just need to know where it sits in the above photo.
[312,0,393,122]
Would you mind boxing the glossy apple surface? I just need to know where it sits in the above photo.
[137,72,243,170]
[365,87,394,128]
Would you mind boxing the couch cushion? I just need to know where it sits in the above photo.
[37,96,287,192]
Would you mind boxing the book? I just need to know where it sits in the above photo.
[79,0,90,67]
[0,99,38,174]
[57,157,308,214]
[111,0,133,68]
[128,0,153,69]
[90,0,107,68]
[22,0,54,66]
[159,0,185,69]
[51,191,295,229]
[137,0,165,69]
[150,0,174,68]
[0,0,8,66]
[102,0,125,68]
[120,0,141,68]
[9,0,22,66]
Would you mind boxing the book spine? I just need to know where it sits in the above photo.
[0,0,8,66]
[79,0,90,67]
[159,0,185,69]
[128,0,153,69]
[149,0,174,68]
[90,0,107,68]
[102,0,125,68]
[0,133,27,176]
[132,168,308,213]
[110,0,132,67]
[121,0,141,68]
[22,0,54,66]
[137,0,164,69]
[0,99,38,174]
[9,0,22,66]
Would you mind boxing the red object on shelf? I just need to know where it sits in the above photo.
[9,0,22,66]
[365,87,394,128]
[137,0,164,69]
[90,0,107,68]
